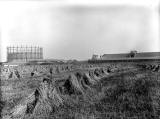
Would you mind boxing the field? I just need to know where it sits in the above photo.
[1,62,160,119]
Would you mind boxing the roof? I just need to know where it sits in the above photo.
[102,53,128,59]
[135,52,160,57]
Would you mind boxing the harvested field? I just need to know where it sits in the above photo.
[1,62,160,119]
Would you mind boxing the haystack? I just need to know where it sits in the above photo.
[89,70,99,82]
[63,74,84,95]
[83,72,96,85]
[8,76,64,119]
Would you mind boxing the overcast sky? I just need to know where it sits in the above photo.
[0,0,159,62]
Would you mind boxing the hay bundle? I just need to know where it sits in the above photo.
[14,70,20,79]
[31,98,53,118]
[26,86,62,118]
[153,65,160,72]
[100,68,109,75]
[8,72,13,79]
[8,76,64,119]
[83,72,96,85]
[94,68,104,78]
[72,72,93,92]
[74,72,93,91]
[63,76,76,95]
[88,70,94,79]
[81,73,95,91]
[63,74,83,95]
[89,70,99,82]
[93,70,101,81]
[80,79,89,90]
[9,91,37,119]
[25,90,39,114]
[27,83,63,118]
[75,72,83,80]
[71,74,85,94]
[48,88,63,107]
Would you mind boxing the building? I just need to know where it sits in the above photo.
[7,46,43,62]
[101,53,129,60]
[101,52,160,60]
[89,51,160,63]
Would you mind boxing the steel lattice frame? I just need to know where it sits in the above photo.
[7,46,43,62]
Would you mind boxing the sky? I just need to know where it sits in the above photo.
[0,0,159,62]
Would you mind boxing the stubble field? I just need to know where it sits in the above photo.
[1,62,160,119]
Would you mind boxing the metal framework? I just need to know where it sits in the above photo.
[7,46,43,62]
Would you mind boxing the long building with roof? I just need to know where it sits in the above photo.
[89,51,160,63]
[101,52,160,60]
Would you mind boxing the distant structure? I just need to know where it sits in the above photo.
[89,51,160,63]
[91,54,99,60]
[7,46,43,62]
[101,51,160,60]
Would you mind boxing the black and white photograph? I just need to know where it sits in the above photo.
[0,0,160,118]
